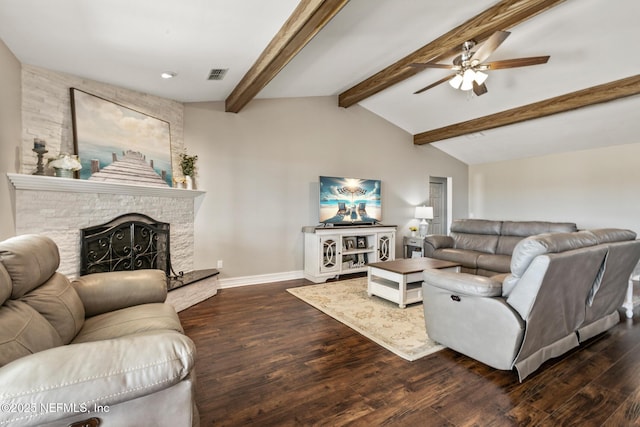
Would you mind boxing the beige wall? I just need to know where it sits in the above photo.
[184,97,469,279]
[469,142,640,235]
[0,39,21,240]
[4,58,470,280]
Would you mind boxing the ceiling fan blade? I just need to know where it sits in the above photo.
[413,74,457,94]
[410,62,456,70]
[472,81,488,96]
[484,56,550,70]
[470,30,510,64]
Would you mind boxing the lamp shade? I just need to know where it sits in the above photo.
[415,206,433,219]
[460,69,475,91]
[448,73,463,89]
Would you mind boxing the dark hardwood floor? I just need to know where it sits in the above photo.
[179,276,640,426]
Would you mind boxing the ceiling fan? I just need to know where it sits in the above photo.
[411,30,549,96]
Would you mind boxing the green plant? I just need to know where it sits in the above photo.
[179,152,198,176]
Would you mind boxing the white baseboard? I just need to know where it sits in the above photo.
[218,270,305,289]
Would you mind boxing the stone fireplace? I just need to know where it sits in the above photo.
[8,173,204,279]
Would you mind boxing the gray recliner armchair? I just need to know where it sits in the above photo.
[422,229,640,381]
[0,234,198,426]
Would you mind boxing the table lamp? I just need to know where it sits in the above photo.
[415,206,433,237]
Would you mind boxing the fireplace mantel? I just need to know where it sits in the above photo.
[7,173,205,198]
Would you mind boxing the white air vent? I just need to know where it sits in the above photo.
[208,68,228,81]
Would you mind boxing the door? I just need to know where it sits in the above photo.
[429,177,447,235]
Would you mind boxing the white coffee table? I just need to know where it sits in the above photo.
[367,257,461,308]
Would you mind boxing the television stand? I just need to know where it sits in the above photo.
[302,224,397,283]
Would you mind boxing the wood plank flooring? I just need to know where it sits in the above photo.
[178,276,640,426]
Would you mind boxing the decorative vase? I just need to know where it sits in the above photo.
[411,231,416,237]
[54,168,73,178]
[185,175,193,190]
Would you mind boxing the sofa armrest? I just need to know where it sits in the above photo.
[422,269,503,297]
[72,269,167,317]
[423,235,454,256]
[0,330,195,427]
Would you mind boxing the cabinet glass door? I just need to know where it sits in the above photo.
[378,234,392,262]
[320,237,339,273]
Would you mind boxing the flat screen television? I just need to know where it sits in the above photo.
[319,176,382,225]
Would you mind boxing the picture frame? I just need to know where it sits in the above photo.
[70,88,174,186]
[344,237,356,251]
[357,253,367,265]
[356,236,367,249]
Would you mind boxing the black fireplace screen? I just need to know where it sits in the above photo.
[80,213,172,276]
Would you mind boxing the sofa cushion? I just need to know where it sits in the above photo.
[72,270,168,317]
[477,254,511,274]
[450,219,502,235]
[496,221,577,255]
[0,263,10,305]
[0,330,195,427]
[72,303,184,344]
[423,269,503,297]
[452,233,500,254]
[501,221,577,236]
[0,234,59,299]
[587,228,636,244]
[496,235,525,256]
[0,300,63,367]
[21,272,85,343]
[433,248,483,269]
[510,231,598,277]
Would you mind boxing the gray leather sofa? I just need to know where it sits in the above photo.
[0,234,198,427]
[422,228,640,381]
[423,219,578,276]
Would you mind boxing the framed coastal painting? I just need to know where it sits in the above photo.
[70,88,173,186]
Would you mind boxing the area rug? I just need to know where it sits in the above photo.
[286,277,444,361]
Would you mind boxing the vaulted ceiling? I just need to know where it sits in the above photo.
[1,0,638,165]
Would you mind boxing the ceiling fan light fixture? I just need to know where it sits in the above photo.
[449,73,463,89]
[474,71,488,85]
[460,69,476,91]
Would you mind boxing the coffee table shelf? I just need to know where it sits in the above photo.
[367,258,461,308]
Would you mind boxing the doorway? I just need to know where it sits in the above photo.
[428,176,448,235]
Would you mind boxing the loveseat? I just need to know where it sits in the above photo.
[422,228,640,381]
[423,219,578,276]
[0,234,198,426]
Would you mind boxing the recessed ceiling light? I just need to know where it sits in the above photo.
[161,71,177,79]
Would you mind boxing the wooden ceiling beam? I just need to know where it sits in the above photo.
[413,74,640,145]
[225,0,349,113]
[338,0,566,108]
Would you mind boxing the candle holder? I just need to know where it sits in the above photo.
[32,147,48,176]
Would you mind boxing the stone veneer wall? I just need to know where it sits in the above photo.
[14,188,195,279]
[15,66,195,279]
[21,64,185,174]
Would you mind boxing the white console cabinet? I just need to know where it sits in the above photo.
[302,225,396,283]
